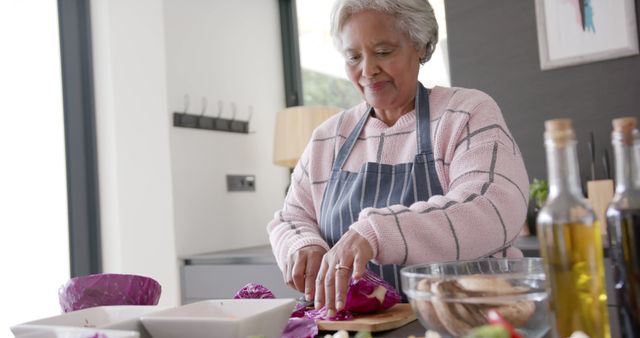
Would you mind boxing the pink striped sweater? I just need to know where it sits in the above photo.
[267,86,529,272]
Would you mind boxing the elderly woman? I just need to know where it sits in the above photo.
[267,0,529,316]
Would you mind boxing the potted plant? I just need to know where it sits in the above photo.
[530,178,549,210]
[527,178,549,236]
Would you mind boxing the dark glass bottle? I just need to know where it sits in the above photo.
[537,119,610,338]
[606,117,640,337]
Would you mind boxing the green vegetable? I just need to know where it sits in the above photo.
[529,178,549,209]
[354,332,372,338]
[464,324,510,338]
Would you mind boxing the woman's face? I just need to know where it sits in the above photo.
[339,10,425,113]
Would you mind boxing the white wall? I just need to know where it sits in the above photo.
[90,0,288,306]
[91,0,180,306]
[164,0,289,257]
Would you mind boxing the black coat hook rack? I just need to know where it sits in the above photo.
[172,112,249,133]
[172,98,250,134]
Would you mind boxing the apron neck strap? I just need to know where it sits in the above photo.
[415,82,432,155]
[332,106,370,171]
[331,82,431,171]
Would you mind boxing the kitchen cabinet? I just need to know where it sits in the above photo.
[181,245,301,304]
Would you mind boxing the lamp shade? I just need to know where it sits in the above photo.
[273,105,342,168]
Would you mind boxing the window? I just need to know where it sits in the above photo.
[295,1,361,108]
[0,0,100,332]
[292,0,450,109]
[0,1,70,331]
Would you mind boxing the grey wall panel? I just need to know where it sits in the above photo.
[445,0,640,184]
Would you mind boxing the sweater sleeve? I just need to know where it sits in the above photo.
[266,131,332,272]
[350,93,530,265]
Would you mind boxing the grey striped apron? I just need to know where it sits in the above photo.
[318,82,443,293]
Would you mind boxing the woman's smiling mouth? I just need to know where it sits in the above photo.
[363,81,390,93]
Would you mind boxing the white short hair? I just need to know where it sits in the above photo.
[330,0,439,64]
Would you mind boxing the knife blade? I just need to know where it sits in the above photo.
[588,132,596,181]
[297,295,313,308]
[602,148,611,180]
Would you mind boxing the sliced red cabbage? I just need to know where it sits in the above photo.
[233,283,276,299]
[304,307,354,321]
[58,273,161,312]
[291,301,312,318]
[233,269,400,323]
[281,318,319,338]
[303,270,400,320]
[343,270,401,313]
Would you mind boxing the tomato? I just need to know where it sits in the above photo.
[486,309,523,338]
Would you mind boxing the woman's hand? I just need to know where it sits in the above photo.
[285,245,327,301]
[314,230,374,316]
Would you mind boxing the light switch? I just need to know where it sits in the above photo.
[226,175,256,192]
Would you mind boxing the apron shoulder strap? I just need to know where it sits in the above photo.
[332,106,371,171]
[416,82,432,155]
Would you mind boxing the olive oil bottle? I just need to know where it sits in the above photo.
[606,117,640,337]
[537,119,610,338]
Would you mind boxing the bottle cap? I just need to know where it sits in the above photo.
[612,117,637,145]
[544,118,575,146]
[612,117,636,132]
[544,118,572,132]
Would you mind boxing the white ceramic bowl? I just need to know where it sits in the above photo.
[15,327,139,338]
[11,305,162,338]
[139,298,296,338]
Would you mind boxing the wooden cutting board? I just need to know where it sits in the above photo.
[316,304,416,332]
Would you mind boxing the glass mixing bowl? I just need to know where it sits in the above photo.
[401,258,550,338]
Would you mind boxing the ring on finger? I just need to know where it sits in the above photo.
[334,264,352,271]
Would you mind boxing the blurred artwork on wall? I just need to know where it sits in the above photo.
[535,0,639,70]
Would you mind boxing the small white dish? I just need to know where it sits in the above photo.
[15,327,139,338]
[11,305,162,338]
[140,298,296,338]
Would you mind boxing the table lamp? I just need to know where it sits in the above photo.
[273,105,342,168]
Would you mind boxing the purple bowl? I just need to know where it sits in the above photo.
[59,273,162,312]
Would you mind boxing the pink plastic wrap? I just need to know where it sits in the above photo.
[58,273,161,312]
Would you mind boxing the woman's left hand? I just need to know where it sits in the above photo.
[314,230,374,317]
